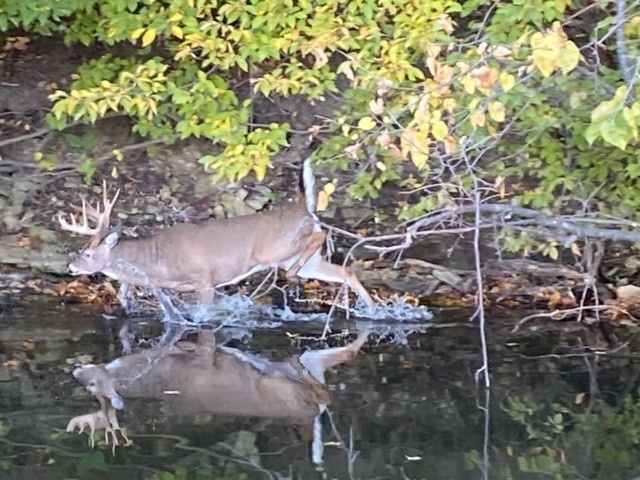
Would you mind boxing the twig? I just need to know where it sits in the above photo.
[0,113,122,148]
[93,139,166,162]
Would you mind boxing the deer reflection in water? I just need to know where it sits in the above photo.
[67,329,370,460]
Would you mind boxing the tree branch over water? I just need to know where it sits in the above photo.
[323,204,640,258]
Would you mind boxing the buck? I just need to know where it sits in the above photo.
[68,329,370,450]
[58,159,374,315]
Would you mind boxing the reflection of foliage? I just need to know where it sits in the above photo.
[470,392,640,479]
[147,466,249,480]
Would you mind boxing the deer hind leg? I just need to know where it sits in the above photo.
[299,331,370,381]
[196,283,215,304]
[295,252,374,307]
[285,231,326,281]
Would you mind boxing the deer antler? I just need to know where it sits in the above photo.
[58,180,120,239]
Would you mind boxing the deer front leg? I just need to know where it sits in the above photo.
[152,288,188,323]
[117,282,132,311]
[295,253,374,307]
[103,407,129,454]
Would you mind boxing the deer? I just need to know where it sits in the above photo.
[67,329,370,452]
[57,159,374,317]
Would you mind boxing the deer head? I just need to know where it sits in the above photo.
[73,363,124,410]
[58,181,121,276]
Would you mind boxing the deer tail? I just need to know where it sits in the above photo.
[299,157,316,213]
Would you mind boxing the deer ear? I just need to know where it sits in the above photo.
[103,230,120,249]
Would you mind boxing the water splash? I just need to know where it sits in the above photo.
[157,292,433,333]
[351,297,433,322]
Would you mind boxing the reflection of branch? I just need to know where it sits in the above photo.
[511,305,640,333]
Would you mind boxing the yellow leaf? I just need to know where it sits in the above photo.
[530,32,555,77]
[488,101,505,122]
[171,25,184,39]
[461,74,476,94]
[230,144,244,155]
[411,149,429,170]
[443,98,456,113]
[556,40,581,74]
[431,120,448,140]
[111,166,119,179]
[470,110,486,127]
[376,161,386,171]
[107,27,117,38]
[131,28,146,40]
[34,151,43,161]
[174,46,192,61]
[357,116,377,131]
[316,190,329,212]
[113,149,124,161]
[323,182,336,195]
[253,163,266,181]
[142,28,157,47]
[500,72,515,92]
[169,12,183,22]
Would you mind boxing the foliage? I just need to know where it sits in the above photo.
[482,392,640,479]
[1,0,640,253]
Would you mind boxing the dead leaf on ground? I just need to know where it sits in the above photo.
[66,354,94,365]
[547,290,563,310]
[3,360,20,370]
[616,284,640,302]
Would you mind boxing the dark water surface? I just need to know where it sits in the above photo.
[2,298,640,480]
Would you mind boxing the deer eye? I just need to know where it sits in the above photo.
[82,251,93,259]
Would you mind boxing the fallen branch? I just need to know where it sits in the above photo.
[322,203,640,262]
[408,204,640,243]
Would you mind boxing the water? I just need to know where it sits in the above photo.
[1,298,640,479]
